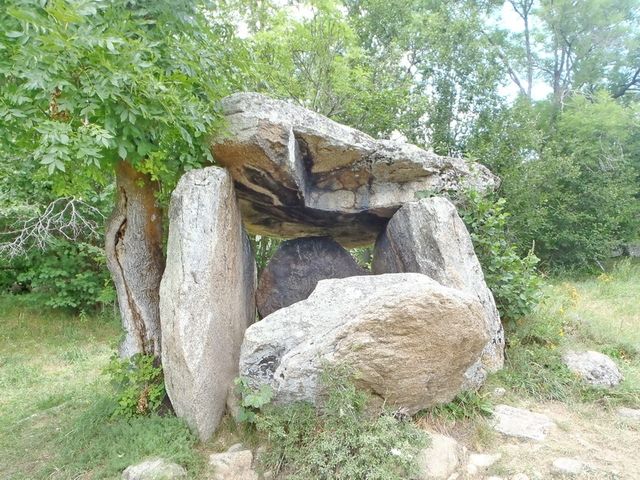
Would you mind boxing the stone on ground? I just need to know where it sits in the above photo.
[617,407,640,422]
[160,167,257,441]
[491,405,556,441]
[210,92,497,246]
[562,350,623,388]
[256,236,366,318]
[122,458,187,480]
[415,433,460,479]
[372,197,504,388]
[551,457,584,476]
[239,273,488,412]
[466,452,501,475]
[209,444,258,480]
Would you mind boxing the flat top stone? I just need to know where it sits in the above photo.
[211,92,498,246]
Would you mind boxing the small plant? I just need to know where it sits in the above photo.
[254,364,428,480]
[425,390,493,421]
[457,190,542,322]
[234,377,274,424]
[104,354,166,418]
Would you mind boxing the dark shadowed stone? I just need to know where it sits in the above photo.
[256,236,366,318]
[210,92,498,247]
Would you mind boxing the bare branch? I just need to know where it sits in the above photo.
[0,197,105,258]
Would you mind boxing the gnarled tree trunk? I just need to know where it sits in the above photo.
[106,161,164,358]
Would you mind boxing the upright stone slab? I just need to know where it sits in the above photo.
[256,236,367,318]
[160,167,256,441]
[372,197,504,387]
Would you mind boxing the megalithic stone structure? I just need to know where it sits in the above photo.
[160,167,256,441]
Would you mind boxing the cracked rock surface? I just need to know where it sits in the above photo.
[211,92,498,246]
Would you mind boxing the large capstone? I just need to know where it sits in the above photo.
[160,167,256,441]
[239,273,487,413]
[210,92,498,246]
[256,236,367,318]
[372,197,504,388]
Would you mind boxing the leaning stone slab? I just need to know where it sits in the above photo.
[491,405,556,441]
[122,458,187,480]
[373,197,504,388]
[562,351,623,388]
[239,273,487,413]
[256,236,366,318]
[211,92,498,246]
[160,167,257,441]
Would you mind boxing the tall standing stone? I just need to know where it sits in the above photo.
[372,197,504,387]
[160,167,256,441]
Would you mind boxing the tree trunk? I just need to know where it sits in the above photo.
[106,161,165,358]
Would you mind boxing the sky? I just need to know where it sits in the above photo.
[237,1,554,102]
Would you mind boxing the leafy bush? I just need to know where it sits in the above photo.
[8,239,115,311]
[104,354,166,418]
[254,365,428,480]
[458,191,542,321]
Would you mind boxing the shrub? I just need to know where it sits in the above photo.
[104,354,166,418]
[254,365,428,480]
[10,239,115,311]
[458,191,542,321]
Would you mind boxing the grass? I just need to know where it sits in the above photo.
[0,295,203,480]
[1,259,639,478]
[490,258,640,407]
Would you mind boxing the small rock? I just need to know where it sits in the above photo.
[122,458,187,480]
[492,405,556,441]
[617,407,640,421]
[468,452,501,470]
[562,351,623,388]
[493,387,507,398]
[511,475,530,480]
[551,457,583,476]
[416,433,460,479]
[209,446,258,480]
[486,477,504,480]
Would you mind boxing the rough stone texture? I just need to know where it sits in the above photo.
[209,445,258,480]
[256,236,366,318]
[491,405,556,441]
[416,433,460,479]
[551,458,584,476]
[372,197,504,388]
[210,92,498,246]
[160,167,257,441]
[239,273,487,413]
[122,458,187,480]
[617,407,640,422]
[562,351,623,388]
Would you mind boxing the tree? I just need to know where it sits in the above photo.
[0,0,250,356]
[497,0,640,103]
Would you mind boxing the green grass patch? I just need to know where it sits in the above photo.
[492,259,640,407]
[0,293,204,479]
